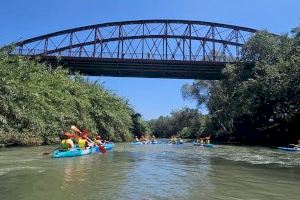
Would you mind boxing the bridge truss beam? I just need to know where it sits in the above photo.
[12,19,257,79]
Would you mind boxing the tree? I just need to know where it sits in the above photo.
[130,112,149,138]
[181,28,300,145]
[147,107,208,139]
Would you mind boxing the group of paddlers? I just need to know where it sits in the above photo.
[59,126,106,151]
[169,135,184,144]
[134,135,157,144]
[196,134,211,144]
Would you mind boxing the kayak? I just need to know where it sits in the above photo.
[278,147,300,151]
[130,141,160,145]
[52,143,114,158]
[168,141,183,145]
[130,141,144,145]
[52,146,99,158]
[193,142,214,148]
[104,143,114,150]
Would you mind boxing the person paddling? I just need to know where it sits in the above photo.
[95,135,104,145]
[140,135,147,144]
[170,135,177,144]
[177,137,183,144]
[204,134,211,144]
[59,133,75,151]
[94,135,107,153]
[95,135,107,146]
[151,135,157,143]
[289,140,300,148]
[197,135,204,144]
[78,135,92,149]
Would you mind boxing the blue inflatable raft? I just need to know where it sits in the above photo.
[104,143,114,150]
[130,141,159,145]
[278,147,299,151]
[193,142,214,148]
[52,143,114,158]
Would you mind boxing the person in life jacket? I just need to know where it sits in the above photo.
[134,135,139,142]
[78,135,90,149]
[94,135,103,146]
[197,135,204,144]
[204,134,211,144]
[78,134,94,149]
[60,133,75,151]
[151,135,157,143]
[140,135,148,144]
[170,135,177,144]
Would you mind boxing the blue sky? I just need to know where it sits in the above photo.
[1,0,299,119]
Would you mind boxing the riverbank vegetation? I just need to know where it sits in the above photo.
[150,27,300,145]
[0,49,146,146]
[147,107,211,139]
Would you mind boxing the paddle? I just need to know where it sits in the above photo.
[71,126,107,154]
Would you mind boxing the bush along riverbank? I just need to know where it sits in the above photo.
[180,28,300,146]
[0,49,146,147]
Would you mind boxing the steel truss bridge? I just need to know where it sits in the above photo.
[12,19,257,79]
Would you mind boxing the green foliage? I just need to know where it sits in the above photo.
[147,107,209,139]
[181,28,300,144]
[0,50,143,145]
[130,112,149,138]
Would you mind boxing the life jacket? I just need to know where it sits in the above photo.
[94,139,102,145]
[78,138,87,149]
[61,139,74,150]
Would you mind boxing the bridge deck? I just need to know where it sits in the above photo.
[41,56,226,79]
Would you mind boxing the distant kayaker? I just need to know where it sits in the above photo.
[170,135,177,143]
[177,137,184,144]
[59,133,75,151]
[204,134,211,144]
[140,135,148,143]
[289,140,300,148]
[197,135,204,144]
[151,135,157,143]
[135,136,139,142]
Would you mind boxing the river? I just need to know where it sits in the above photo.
[0,142,299,200]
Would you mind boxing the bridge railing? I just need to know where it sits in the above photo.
[13,48,237,63]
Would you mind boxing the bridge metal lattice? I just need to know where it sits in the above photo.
[13,20,257,79]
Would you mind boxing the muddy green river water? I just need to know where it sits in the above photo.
[0,142,299,200]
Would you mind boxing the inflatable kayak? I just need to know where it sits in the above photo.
[130,141,160,145]
[52,143,114,158]
[130,141,144,145]
[168,141,183,145]
[104,143,114,150]
[278,147,300,151]
[193,142,214,147]
[52,146,99,158]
